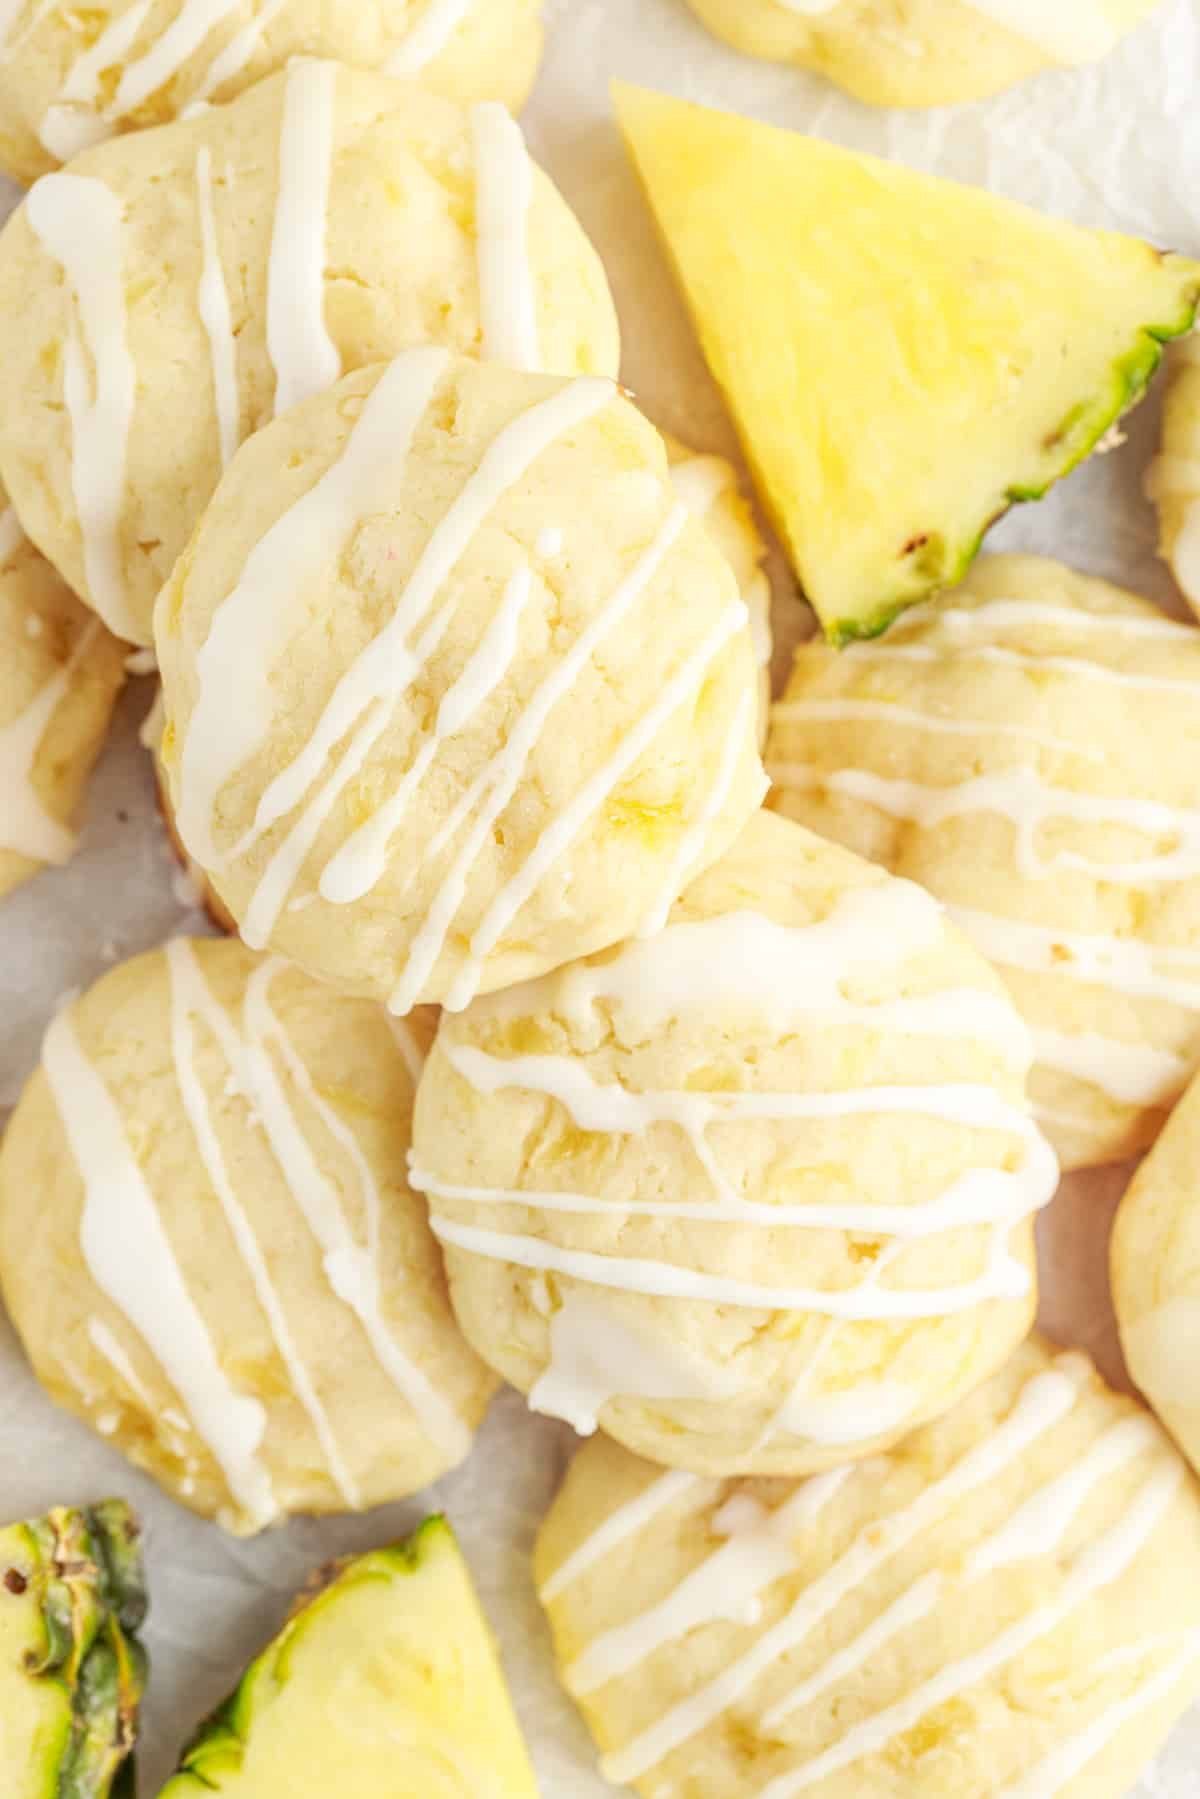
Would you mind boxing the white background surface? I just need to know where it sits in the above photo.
[1,0,1200,1790]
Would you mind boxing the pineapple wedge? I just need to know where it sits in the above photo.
[161,1518,539,1798]
[615,83,1200,642]
[0,1500,146,1799]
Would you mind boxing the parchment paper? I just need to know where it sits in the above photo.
[2,1,1199,1789]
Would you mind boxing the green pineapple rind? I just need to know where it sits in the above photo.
[826,266,1200,648]
[162,1518,450,1793]
[1,1501,147,1799]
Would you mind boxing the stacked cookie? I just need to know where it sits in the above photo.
[1,5,1200,1798]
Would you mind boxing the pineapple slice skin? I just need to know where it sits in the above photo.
[161,1517,540,1799]
[0,1501,146,1799]
[615,83,1200,644]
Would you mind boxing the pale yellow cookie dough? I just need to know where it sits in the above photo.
[665,435,773,742]
[1146,335,1200,619]
[155,353,765,1013]
[537,1335,1200,1799]
[0,492,125,899]
[1113,1067,1200,1483]
[0,940,488,1536]
[684,0,1162,109]
[0,0,544,184]
[769,553,1200,1174]
[411,809,1054,1477]
[0,63,619,643]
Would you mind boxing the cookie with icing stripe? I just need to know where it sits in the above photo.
[411,808,1055,1477]
[155,352,765,1012]
[0,938,486,1536]
[665,435,773,744]
[1112,1066,1200,1486]
[537,1335,1200,1799]
[683,0,1162,108]
[0,486,126,898]
[768,553,1200,1175]
[0,0,543,184]
[0,61,619,644]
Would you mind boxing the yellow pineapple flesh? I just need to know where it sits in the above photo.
[615,83,1200,641]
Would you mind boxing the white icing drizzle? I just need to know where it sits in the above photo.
[471,103,541,373]
[385,0,473,75]
[852,636,1200,697]
[965,1415,1157,1575]
[529,1288,747,1437]
[946,904,1200,1013]
[1032,1027,1189,1108]
[567,1470,851,1699]
[507,887,1030,1068]
[771,1379,918,1449]
[0,619,101,864]
[178,347,452,869]
[191,0,291,104]
[414,1163,1047,1237]
[166,939,359,1509]
[387,496,685,1014]
[639,689,760,938]
[753,1462,1182,1797]
[39,2,153,160]
[777,763,1200,886]
[25,175,138,642]
[386,1013,428,1086]
[669,453,771,670]
[598,1359,1088,1783]
[0,506,24,563]
[110,0,244,117]
[266,58,341,418]
[88,1316,157,1414]
[236,384,608,923]
[901,599,1195,644]
[239,957,469,1458]
[42,1006,276,1529]
[773,696,1104,763]
[320,560,535,904]
[444,597,748,1011]
[432,1209,1037,1317]
[195,147,238,469]
[431,1023,1054,1308]
[541,1469,709,1603]
[247,377,612,847]
[238,381,618,955]
[998,1632,1200,1798]
[39,0,290,154]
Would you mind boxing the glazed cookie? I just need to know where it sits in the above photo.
[536,1336,1200,1799]
[1113,1067,1200,1481]
[0,64,619,644]
[155,352,765,1012]
[1146,335,1200,619]
[684,0,1162,109]
[0,493,126,898]
[769,554,1200,1173]
[410,809,1057,1477]
[0,0,544,184]
[0,941,487,1536]
[142,686,238,932]
[666,436,773,741]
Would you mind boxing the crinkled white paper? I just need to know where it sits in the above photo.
[2,0,1199,1789]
